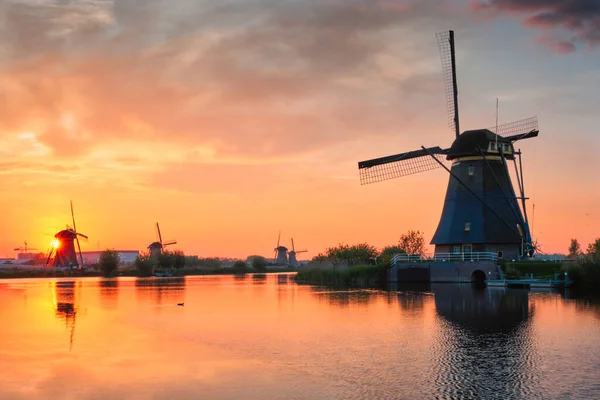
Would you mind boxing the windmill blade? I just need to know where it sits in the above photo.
[77,232,89,241]
[156,223,163,244]
[46,248,55,265]
[436,30,460,138]
[358,146,450,185]
[70,200,77,233]
[163,241,177,246]
[291,238,295,252]
[75,235,84,268]
[488,116,539,141]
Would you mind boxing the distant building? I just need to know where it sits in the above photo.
[81,250,140,265]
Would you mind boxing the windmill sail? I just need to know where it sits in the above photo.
[358,146,450,185]
[488,116,539,141]
[436,30,460,138]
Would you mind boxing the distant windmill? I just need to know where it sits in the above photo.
[273,231,288,266]
[288,238,308,267]
[148,222,177,259]
[46,201,88,268]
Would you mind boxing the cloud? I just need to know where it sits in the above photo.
[471,0,600,53]
[0,0,461,168]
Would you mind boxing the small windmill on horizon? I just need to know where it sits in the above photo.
[273,231,288,265]
[148,222,177,259]
[288,238,308,267]
[46,201,88,268]
[357,30,539,260]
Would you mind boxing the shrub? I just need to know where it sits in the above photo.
[99,250,120,278]
[232,260,248,274]
[251,256,268,272]
[135,254,154,277]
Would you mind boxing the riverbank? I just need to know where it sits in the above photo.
[0,266,298,279]
[294,264,387,288]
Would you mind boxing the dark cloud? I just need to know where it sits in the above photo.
[471,0,600,52]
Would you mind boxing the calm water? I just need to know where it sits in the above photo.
[1,274,599,400]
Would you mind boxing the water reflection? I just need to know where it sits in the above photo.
[430,284,534,399]
[99,278,119,307]
[53,281,79,351]
[311,289,378,308]
[252,274,267,285]
[134,277,186,305]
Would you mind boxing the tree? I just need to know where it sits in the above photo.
[399,230,426,256]
[99,250,120,277]
[377,245,406,267]
[568,239,582,258]
[232,260,248,274]
[586,238,600,260]
[314,243,378,266]
[171,250,186,270]
[135,254,154,277]
[251,256,268,272]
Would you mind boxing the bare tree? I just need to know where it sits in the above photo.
[399,230,425,256]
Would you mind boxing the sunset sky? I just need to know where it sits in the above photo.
[0,0,599,259]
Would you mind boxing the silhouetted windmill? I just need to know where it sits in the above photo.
[148,222,177,259]
[288,238,308,267]
[357,30,538,260]
[273,231,288,265]
[46,201,88,268]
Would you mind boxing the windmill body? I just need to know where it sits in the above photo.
[50,230,80,267]
[148,223,177,259]
[46,201,88,268]
[288,238,308,267]
[431,130,529,260]
[275,246,288,265]
[358,31,538,261]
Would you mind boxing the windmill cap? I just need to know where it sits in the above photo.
[447,129,510,160]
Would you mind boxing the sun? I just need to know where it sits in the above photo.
[51,239,60,249]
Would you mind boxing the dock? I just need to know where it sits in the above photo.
[487,278,572,288]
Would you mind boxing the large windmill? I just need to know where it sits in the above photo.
[148,222,177,259]
[288,238,308,267]
[358,31,538,260]
[46,201,88,268]
[273,231,288,265]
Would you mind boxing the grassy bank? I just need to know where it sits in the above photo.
[0,266,297,280]
[502,261,566,280]
[294,265,388,289]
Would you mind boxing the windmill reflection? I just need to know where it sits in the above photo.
[430,284,533,399]
[52,280,79,351]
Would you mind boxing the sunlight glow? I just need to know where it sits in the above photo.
[51,239,60,249]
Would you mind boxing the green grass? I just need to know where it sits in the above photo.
[294,264,387,289]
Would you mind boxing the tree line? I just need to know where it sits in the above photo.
[310,230,426,267]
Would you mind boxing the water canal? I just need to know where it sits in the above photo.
[1,274,598,399]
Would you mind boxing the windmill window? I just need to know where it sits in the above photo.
[490,142,496,151]
[468,165,474,176]
[464,222,471,231]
